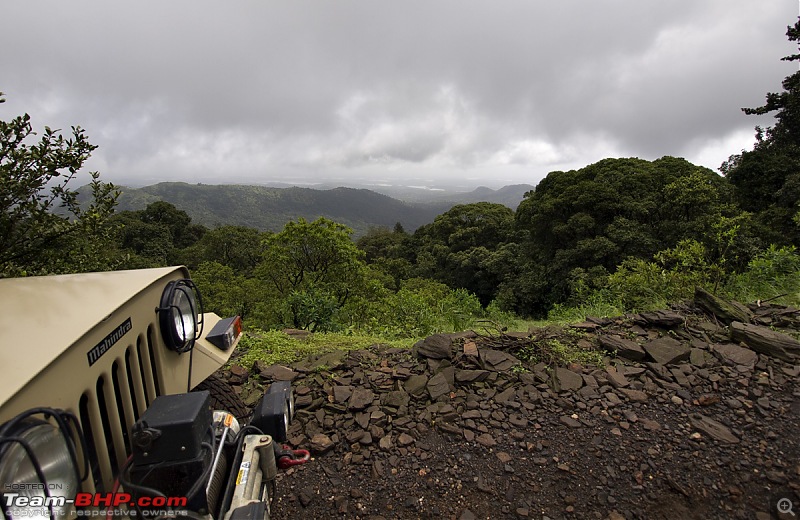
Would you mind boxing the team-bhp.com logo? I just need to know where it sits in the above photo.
[2,488,188,517]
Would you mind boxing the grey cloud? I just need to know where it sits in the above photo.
[0,1,796,186]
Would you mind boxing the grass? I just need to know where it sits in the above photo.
[514,333,605,368]
[230,303,612,372]
[546,300,625,325]
[235,325,606,374]
[233,329,417,369]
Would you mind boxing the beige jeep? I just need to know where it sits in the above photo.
[0,267,295,519]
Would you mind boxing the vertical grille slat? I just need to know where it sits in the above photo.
[137,334,157,405]
[78,394,99,493]
[102,370,127,471]
[113,355,136,436]
[146,325,162,397]
[81,388,113,491]
[127,341,148,417]
[95,378,119,480]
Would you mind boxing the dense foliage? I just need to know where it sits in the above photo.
[722,19,800,246]
[0,93,119,276]
[510,157,760,316]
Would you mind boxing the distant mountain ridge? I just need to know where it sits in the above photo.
[431,184,534,207]
[111,182,533,236]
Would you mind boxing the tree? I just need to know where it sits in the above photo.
[191,261,262,322]
[513,157,748,316]
[355,225,412,289]
[723,19,800,245]
[356,226,408,264]
[185,225,265,275]
[407,202,520,305]
[140,201,201,248]
[742,19,800,149]
[255,217,367,330]
[112,201,207,268]
[0,93,120,276]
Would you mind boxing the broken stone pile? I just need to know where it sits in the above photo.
[223,296,800,519]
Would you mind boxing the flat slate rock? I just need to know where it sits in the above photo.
[619,388,648,402]
[414,334,453,359]
[729,321,800,362]
[695,287,752,325]
[332,385,353,404]
[605,366,630,388]
[427,372,452,400]
[711,343,758,368]
[348,388,375,411]
[643,337,690,365]
[639,310,684,328]
[463,341,479,357]
[310,433,335,454]
[475,433,497,447]
[382,390,410,408]
[480,348,520,372]
[555,367,583,391]
[689,413,740,444]
[455,369,490,383]
[404,374,428,396]
[570,321,601,331]
[294,350,346,372]
[689,348,709,368]
[494,387,517,403]
[257,363,298,381]
[598,335,646,361]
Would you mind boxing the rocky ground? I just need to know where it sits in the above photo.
[225,299,800,519]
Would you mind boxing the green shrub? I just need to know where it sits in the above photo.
[440,288,483,331]
[725,245,800,305]
[336,278,485,338]
[547,292,624,323]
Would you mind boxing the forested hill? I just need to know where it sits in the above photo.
[113,182,456,235]
[112,182,534,235]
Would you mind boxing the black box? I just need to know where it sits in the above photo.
[250,392,288,442]
[131,391,212,464]
[267,381,295,420]
[129,451,208,509]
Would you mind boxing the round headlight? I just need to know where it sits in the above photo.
[0,420,79,519]
[158,279,203,353]
[172,288,196,342]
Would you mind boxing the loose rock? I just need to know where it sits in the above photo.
[643,337,691,365]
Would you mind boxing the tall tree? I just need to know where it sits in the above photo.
[409,202,519,305]
[513,157,748,317]
[723,19,800,245]
[112,201,208,268]
[185,225,265,275]
[356,225,412,289]
[0,93,119,276]
[255,217,367,330]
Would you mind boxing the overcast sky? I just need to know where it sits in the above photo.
[1,1,797,189]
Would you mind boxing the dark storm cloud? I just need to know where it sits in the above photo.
[0,1,796,186]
